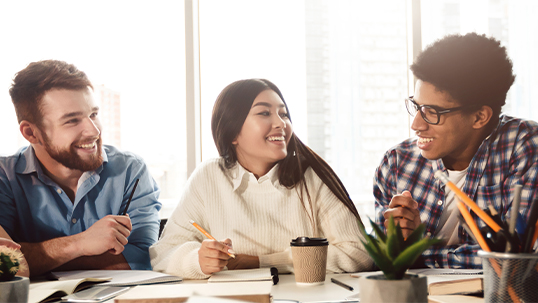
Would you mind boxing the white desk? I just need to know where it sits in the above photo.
[35,272,483,303]
[270,273,358,302]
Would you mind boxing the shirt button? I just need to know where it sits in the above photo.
[71,218,77,224]
[57,189,62,194]
[437,200,443,206]
[426,232,432,237]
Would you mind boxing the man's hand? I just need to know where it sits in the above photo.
[198,238,235,275]
[76,215,132,256]
[383,191,422,238]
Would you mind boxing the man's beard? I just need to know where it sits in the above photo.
[42,134,104,172]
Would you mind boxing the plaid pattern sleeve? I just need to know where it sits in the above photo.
[374,115,538,269]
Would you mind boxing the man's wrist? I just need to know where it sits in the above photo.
[61,233,85,259]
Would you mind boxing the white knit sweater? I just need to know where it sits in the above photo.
[149,158,373,279]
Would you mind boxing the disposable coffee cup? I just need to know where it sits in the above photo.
[290,236,329,285]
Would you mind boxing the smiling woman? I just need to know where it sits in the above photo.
[149,78,374,279]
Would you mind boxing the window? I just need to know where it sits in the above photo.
[0,1,187,214]
[199,0,410,222]
[421,0,538,120]
[3,1,537,222]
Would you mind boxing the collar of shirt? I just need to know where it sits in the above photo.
[230,162,287,194]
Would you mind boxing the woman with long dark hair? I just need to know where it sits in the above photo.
[150,79,372,279]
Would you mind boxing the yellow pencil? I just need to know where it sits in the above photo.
[456,202,490,252]
[435,171,502,232]
[189,220,236,258]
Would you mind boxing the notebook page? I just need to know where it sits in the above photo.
[208,268,273,282]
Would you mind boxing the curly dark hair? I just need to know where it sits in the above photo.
[410,33,515,121]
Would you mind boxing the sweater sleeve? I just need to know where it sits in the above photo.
[149,165,210,279]
[310,169,374,273]
[258,248,294,273]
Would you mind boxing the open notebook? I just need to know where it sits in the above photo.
[208,268,279,285]
[29,277,111,303]
[50,270,182,287]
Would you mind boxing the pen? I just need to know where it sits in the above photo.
[120,178,139,216]
[189,220,236,258]
[330,278,354,291]
[509,185,522,237]
[458,214,478,244]
[523,199,538,252]
[435,171,502,232]
[507,184,522,252]
[530,220,538,253]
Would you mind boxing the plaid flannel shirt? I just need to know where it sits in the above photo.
[374,115,538,268]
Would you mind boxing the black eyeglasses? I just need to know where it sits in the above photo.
[405,96,468,125]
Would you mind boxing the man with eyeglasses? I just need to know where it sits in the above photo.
[374,33,538,269]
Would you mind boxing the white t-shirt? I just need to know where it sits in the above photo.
[434,167,468,245]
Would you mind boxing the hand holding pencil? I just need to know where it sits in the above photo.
[190,220,237,275]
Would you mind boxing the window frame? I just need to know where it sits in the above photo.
[184,0,419,177]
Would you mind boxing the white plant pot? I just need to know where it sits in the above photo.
[359,273,427,303]
[0,276,30,303]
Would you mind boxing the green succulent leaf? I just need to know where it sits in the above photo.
[393,238,442,273]
[359,216,441,280]
[369,218,387,243]
[404,223,426,248]
[395,221,405,245]
[364,233,383,256]
[361,240,394,274]
[386,228,401,260]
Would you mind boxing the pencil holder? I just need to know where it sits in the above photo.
[478,250,538,303]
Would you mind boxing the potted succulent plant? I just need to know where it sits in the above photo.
[357,216,441,303]
[0,245,29,303]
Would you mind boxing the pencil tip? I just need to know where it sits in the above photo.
[189,220,194,224]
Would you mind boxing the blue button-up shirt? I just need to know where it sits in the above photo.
[0,145,161,270]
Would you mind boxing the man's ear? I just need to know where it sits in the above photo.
[20,121,42,145]
[472,105,493,130]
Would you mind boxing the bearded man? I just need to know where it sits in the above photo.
[0,60,161,276]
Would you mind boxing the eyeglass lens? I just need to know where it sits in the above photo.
[405,98,439,124]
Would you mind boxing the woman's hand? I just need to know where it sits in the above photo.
[226,254,260,270]
[198,238,235,275]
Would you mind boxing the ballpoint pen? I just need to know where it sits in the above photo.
[330,278,354,291]
[120,178,140,216]
[522,199,538,252]
[506,184,522,252]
